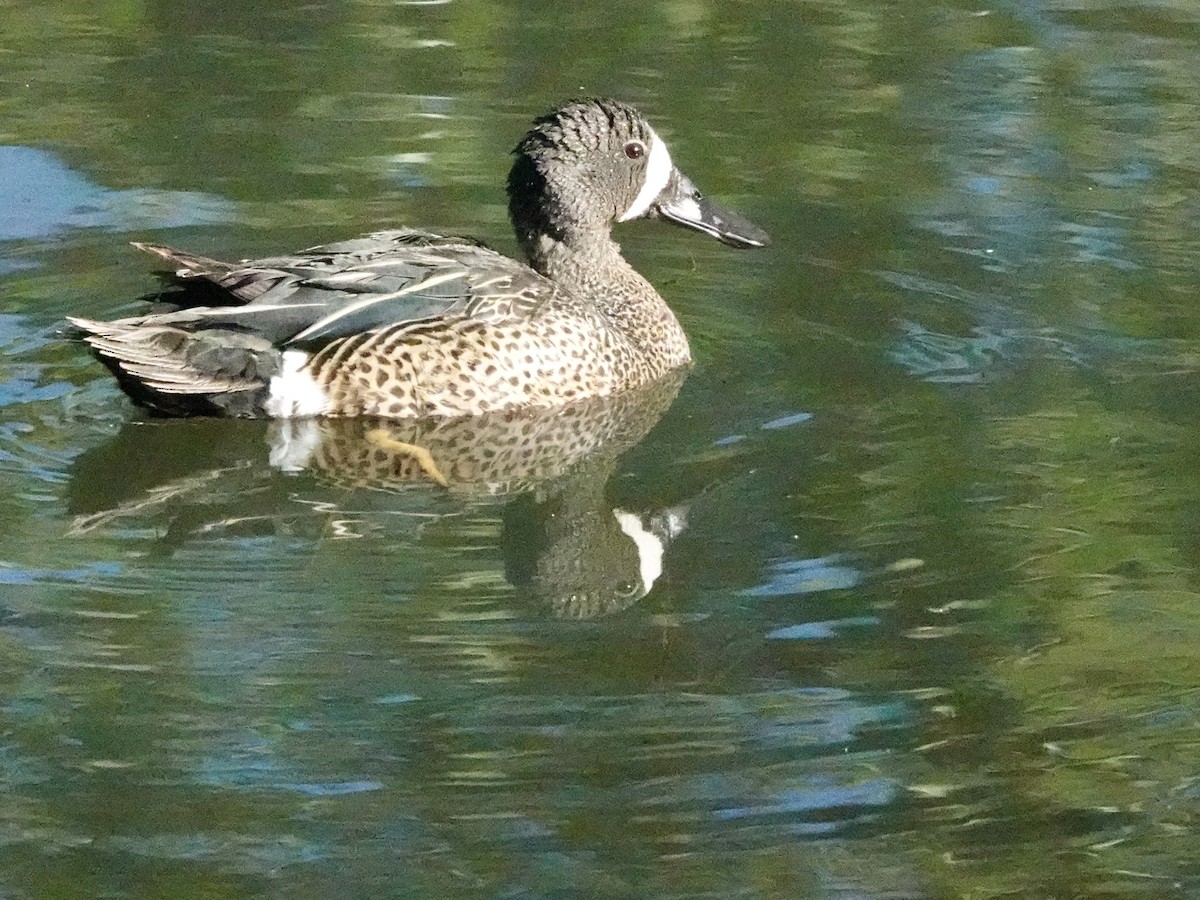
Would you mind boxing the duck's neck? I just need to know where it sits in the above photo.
[522,232,692,370]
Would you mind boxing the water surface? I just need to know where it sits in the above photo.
[3,1,1200,896]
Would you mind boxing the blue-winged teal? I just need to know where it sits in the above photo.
[69,98,768,418]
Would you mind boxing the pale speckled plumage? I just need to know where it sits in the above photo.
[68,99,767,418]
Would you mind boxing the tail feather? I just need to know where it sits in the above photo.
[131,241,294,305]
[130,241,239,279]
[68,316,279,416]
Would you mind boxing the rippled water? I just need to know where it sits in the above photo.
[4,0,1200,896]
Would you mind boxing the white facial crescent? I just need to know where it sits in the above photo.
[617,127,674,222]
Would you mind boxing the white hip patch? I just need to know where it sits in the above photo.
[265,350,331,418]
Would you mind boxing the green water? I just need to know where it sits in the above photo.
[3,0,1200,896]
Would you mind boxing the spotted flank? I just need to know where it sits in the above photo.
[69,99,768,418]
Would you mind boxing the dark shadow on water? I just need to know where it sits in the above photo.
[67,373,695,618]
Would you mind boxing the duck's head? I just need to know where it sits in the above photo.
[507,98,768,259]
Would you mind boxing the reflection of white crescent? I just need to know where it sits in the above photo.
[614,509,666,593]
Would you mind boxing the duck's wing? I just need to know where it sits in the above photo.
[121,228,554,349]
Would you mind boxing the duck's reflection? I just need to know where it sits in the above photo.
[501,472,688,620]
[68,373,689,617]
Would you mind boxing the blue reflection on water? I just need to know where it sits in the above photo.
[0,146,235,243]
[742,556,861,597]
[0,561,123,585]
[767,618,880,640]
[281,780,385,797]
[714,777,898,821]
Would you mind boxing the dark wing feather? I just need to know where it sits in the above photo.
[125,229,554,349]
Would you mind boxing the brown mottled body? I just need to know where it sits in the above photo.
[313,249,690,417]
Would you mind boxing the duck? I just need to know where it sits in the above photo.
[68,98,768,419]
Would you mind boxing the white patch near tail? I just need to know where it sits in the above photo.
[617,127,674,222]
[614,509,667,594]
[265,350,330,418]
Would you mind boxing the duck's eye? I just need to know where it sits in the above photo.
[623,141,646,160]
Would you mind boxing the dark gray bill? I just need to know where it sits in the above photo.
[652,170,769,248]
